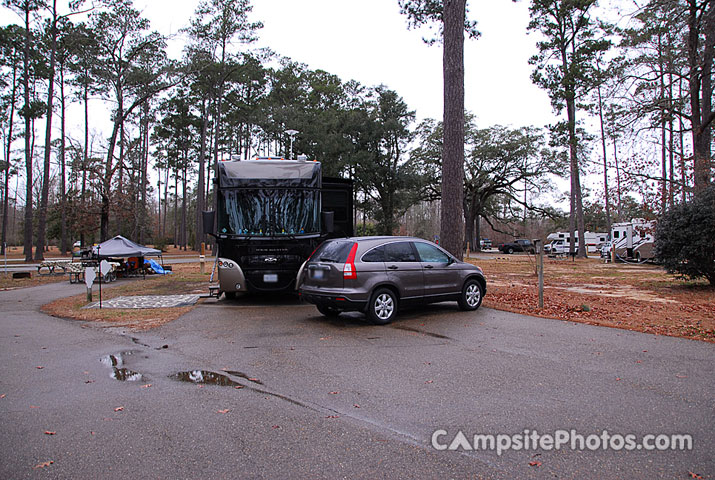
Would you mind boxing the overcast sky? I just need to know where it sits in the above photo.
[134,0,556,129]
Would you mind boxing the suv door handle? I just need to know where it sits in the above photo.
[387,265,398,270]
[424,265,434,269]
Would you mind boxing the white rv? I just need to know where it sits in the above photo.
[609,219,656,262]
[545,231,608,255]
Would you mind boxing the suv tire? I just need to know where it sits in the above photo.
[458,278,483,311]
[507,247,514,254]
[367,288,397,325]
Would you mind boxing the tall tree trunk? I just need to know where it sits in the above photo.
[22,4,33,262]
[59,61,68,254]
[173,171,178,248]
[100,103,123,242]
[596,80,611,233]
[2,63,18,256]
[36,1,59,261]
[195,96,207,251]
[182,162,187,250]
[689,0,714,193]
[162,166,168,241]
[659,32,668,215]
[440,0,466,260]
[80,80,89,247]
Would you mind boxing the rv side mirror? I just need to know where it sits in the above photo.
[321,211,335,234]
[202,210,216,236]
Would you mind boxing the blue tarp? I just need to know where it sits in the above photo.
[144,258,171,275]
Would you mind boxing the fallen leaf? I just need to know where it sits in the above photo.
[688,472,703,479]
[44,431,56,435]
[140,384,152,388]
[615,377,621,381]
[84,380,94,384]
[114,406,124,412]
[424,380,434,384]
[676,375,687,378]
[0,394,5,399]
[329,391,339,395]
[271,425,280,429]
[325,415,340,419]
[217,409,229,414]
[528,461,542,467]
[234,385,244,389]
[248,378,259,382]
[353,404,360,408]
[33,461,54,469]
[36,366,44,370]
[30,405,39,409]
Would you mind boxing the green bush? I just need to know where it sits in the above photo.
[654,186,715,286]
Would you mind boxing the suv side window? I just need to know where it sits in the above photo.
[414,242,450,263]
[362,245,385,262]
[384,242,417,262]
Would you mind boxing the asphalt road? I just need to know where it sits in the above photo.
[0,282,713,479]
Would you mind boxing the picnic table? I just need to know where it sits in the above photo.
[37,260,73,276]
[67,261,120,284]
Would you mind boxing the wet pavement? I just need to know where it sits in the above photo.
[0,282,713,479]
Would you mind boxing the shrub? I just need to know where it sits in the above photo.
[654,186,715,286]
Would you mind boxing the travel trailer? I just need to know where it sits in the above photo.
[545,231,608,255]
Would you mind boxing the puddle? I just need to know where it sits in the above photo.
[169,370,244,387]
[391,325,452,340]
[99,351,137,368]
[222,370,264,385]
[111,368,143,381]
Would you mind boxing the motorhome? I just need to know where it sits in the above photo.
[609,219,656,262]
[203,157,353,298]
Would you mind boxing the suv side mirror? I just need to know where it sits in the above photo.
[321,211,335,234]
[202,210,216,237]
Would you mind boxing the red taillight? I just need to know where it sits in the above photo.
[343,242,358,279]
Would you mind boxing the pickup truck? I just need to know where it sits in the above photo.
[498,239,535,254]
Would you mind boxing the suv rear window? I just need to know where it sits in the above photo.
[312,241,354,263]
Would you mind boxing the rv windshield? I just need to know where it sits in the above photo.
[218,188,320,236]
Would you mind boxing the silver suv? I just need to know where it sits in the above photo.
[298,236,487,324]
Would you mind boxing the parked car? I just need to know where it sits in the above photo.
[297,236,487,324]
[480,238,492,250]
[498,239,535,254]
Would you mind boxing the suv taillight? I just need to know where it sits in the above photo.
[343,242,358,279]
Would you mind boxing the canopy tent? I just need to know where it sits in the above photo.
[92,235,162,259]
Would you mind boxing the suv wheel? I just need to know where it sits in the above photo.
[507,247,514,254]
[317,304,340,317]
[367,288,397,325]
[458,279,483,311]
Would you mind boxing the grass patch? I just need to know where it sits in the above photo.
[468,253,715,343]
[41,263,212,331]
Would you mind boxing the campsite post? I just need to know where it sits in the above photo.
[98,245,102,309]
[534,239,544,309]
